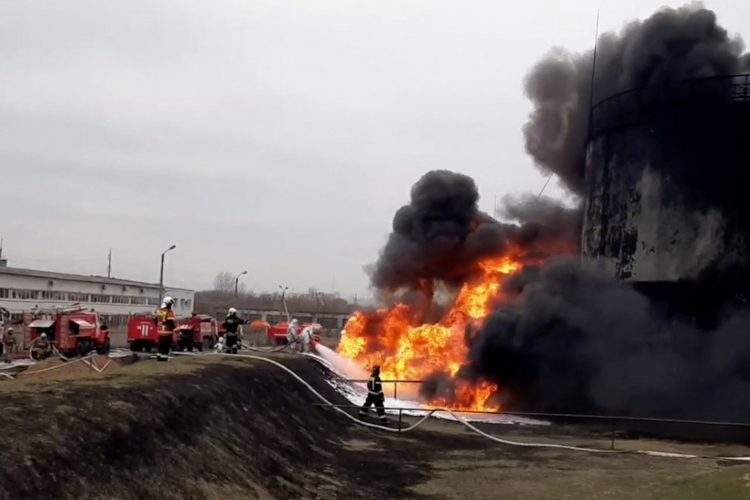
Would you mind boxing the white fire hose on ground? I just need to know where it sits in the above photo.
[10,350,113,378]
[201,351,750,461]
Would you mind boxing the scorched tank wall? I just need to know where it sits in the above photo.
[582,75,750,285]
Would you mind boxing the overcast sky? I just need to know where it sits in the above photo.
[1,0,748,298]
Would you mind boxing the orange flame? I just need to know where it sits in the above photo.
[339,255,524,411]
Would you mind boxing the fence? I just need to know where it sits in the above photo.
[322,377,750,445]
[347,379,422,400]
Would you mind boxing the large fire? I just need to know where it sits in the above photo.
[338,255,523,411]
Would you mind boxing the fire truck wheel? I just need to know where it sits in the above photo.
[130,341,140,352]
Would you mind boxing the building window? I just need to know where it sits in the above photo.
[40,291,67,300]
[111,296,130,304]
[12,289,39,300]
[0,288,8,299]
[147,298,160,306]
[90,294,111,304]
[67,293,88,302]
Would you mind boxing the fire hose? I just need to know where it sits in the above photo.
[208,352,750,461]
[15,352,112,377]
[239,341,291,353]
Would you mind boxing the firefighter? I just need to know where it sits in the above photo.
[286,319,300,350]
[154,296,176,361]
[2,327,15,363]
[299,325,315,353]
[359,365,388,423]
[31,333,51,361]
[222,307,245,354]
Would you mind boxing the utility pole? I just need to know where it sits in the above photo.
[107,248,112,278]
[158,244,176,303]
[234,270,248,297]
[0,238,6,267]
[279,285,290,321]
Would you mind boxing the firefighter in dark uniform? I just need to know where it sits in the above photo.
[154,296,176,361]
[359,365,388,422]
[222,307,245,354]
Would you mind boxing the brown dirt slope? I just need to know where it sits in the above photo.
[0,356,429,500]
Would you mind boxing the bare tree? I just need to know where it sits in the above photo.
[213,272,235,293]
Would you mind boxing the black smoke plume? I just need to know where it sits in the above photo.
[468,257,750,420]
[370,171,579,294]
[498,194,582,256]
[524,4,750,194]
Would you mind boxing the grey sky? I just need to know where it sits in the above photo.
[1,0,748,298]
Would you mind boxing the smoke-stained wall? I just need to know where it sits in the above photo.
[582,76,750,283]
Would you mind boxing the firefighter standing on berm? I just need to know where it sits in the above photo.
[222,307,245,354]
[155,296,176,361]
[359,365,388,423]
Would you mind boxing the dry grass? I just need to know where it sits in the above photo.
[0,354,748,499]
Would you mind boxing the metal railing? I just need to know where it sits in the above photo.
[589,73,750,138]
[314,402,750,448]
[346,379,423,400]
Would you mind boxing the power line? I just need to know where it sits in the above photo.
[537,173,554,198]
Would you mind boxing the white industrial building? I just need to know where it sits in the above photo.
[0,263,194,325]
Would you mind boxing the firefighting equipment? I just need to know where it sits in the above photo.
[228,307,237,316]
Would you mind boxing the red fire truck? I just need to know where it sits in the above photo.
[28,307,110,357]
[129,314,219,352]
[175,314,218,351]
[127,315,165,352]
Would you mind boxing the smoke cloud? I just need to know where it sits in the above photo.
[468,257,750,420]
[370,171,579,294]
[361,5,750,422]
[524,4,750,194]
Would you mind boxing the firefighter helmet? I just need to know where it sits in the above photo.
[40,333,47,339]
[162,296,174,307]
[228,307,237,315]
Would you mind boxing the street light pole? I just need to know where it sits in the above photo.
[158,244,176,304]
[235,270,248,297]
